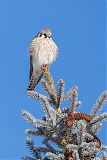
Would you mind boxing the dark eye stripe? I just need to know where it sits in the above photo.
[39,33,42,37]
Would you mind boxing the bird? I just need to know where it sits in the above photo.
[27,28,58,91]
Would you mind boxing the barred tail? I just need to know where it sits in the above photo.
[27,72,43,91]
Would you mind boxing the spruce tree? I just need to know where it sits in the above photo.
[22,65,107,160]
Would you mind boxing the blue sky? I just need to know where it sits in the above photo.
[0,0,106,159]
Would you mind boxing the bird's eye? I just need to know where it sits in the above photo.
[44,34,47,38]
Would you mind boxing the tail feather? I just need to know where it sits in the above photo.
[27,72,43,91]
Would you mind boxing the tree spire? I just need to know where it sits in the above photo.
[22,65,107,160]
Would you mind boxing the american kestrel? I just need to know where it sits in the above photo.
[27,28,58,91]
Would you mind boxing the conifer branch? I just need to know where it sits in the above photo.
[84,133,94,141]
[22,110,48,127]
[41,65,57,103]
[43,139,57,154]
[62,89,74,101]
[22,64,107,159]
[91,91,107,118]
[80,124,83,145]
[27,91,54,116]
[41,79,51,95]
[88,113,107,127]
[72,149,80,160]
[69,86,78,114]
[56,79,64,114]
[25,129,43,136]
[26,137,41,159]
[74,101,81,108]
[62,86,78,102]
[41,79,57,105]
[91,122,102,134]
[46,152,64,160]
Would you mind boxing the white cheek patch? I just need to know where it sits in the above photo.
[41,35,45,38]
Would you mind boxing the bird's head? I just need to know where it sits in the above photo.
[37,28,52,38]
